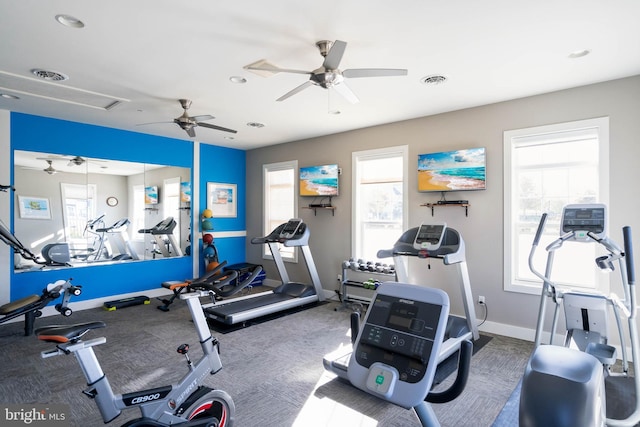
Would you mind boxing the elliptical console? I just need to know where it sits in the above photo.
[347,282,450,409]
[560,203,607,241]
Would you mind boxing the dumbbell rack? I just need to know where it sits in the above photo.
[337,261,396,311]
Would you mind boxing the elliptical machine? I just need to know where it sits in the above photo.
[520,204,640,426]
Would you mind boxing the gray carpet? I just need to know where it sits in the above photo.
[0,294,533,426]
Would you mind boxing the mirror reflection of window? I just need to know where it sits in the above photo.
[132,184,145,242]
[61,182,98,251]
[163,177,181,246]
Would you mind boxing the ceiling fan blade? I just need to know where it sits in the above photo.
[333,82,360,104]
[276,81,314,102]
[192,115,214,122]
[186,127,196,138]
[198,122,238,134]
[322,40,347,70]
[244,60,312,77]
[136,121,173,126]
[343,68,408,78]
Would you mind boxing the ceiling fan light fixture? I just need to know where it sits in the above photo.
[420,74,448,86]
[31,69,69,82]
[55,14,85,28]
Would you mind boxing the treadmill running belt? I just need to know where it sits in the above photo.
[205,293,293,318]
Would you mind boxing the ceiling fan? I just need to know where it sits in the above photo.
[244,40,408,103]
[139,99,237,138]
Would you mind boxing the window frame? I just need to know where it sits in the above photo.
[503,117,610,295]
[351,145,409,261]
[262,160,298,262]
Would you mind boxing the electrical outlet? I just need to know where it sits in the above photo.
[337,274,342,282]
[478,295,486,305]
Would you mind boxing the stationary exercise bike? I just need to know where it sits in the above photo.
[520,204,640,427]
[36,270,237,426]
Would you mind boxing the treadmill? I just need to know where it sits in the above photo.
[204,218,325,325]
[324,223,479,380]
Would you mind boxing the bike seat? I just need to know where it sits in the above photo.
[36,321,106,343]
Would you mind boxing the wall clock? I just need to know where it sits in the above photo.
[106,196,118,207]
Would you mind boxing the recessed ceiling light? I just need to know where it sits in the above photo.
[329,110,341,115]
[420,75,448,85]
[224,136,235,140]
[55,14,85,28]
[0,93,19,100]
[246,122,265,128]
[568,49,590,59]
[229,76,247,84]
[31,69,69,81]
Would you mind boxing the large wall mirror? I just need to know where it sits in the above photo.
[13,150,192,270]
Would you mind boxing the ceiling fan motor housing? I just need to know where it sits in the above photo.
[311,70,344,88]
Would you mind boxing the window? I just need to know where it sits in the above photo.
[61,183,97,248]
[352,146,408,261]
[263,160,297,261]
[504,117,609,294]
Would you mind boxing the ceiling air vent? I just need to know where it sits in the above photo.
[421,74,447,85]
[31,69,69,82]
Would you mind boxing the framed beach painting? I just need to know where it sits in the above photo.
[417,148,486,192]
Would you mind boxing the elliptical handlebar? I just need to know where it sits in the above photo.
[532,213,547,246]
[624,226,635,286]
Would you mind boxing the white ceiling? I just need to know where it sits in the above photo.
[1,1,639,151]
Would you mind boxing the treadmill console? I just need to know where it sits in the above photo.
[347,282,449,409]
[413,223,447,251]
[561,204,607,241]
[278,218,303,240]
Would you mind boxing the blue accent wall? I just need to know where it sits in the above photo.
[9,113,247,304]
[198,144,246,274]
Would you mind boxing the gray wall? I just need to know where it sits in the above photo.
[245,75,640,337]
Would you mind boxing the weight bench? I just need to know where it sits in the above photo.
[157,280,193,312]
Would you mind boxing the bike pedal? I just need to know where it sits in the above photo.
[82,387,97,399]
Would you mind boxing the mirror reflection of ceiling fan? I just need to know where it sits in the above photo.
[35,155,105,167]
[21,159,58,175]
[244,39,408,103]
[138,99,238,138]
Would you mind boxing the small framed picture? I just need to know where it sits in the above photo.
[18,196,51,219]
[207,182,237,218]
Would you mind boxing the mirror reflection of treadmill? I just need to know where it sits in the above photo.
[204,218,325,325]
[96,218,140,261]
[138,217,183,258]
